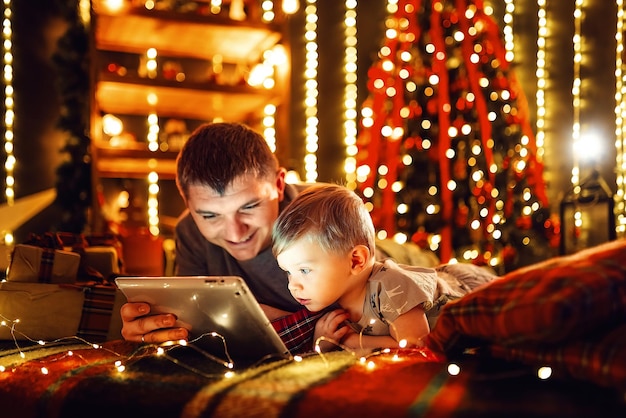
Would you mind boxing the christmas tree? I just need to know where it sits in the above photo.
[355,0,559,272]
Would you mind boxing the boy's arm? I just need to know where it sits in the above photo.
[389,305,430,346]
[342,306,430,351]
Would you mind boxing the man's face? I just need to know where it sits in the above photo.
[186,172,286,261]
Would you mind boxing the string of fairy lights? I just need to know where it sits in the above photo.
[502,0,514,63]
[343,0,358,190]
[2,0,13,247]
[0,307,555,384]
[616,0,626,236]
[571,0,583,190]
[536,0,547,160]
[303,0,319,183]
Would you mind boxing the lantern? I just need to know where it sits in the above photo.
[559,170,616,255]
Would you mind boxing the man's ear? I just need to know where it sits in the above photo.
[350,245,371,272]
[275,168,287,201]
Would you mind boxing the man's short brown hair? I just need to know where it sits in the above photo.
[176,122,279,200]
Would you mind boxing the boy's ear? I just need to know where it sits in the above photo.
[350,245,371,272]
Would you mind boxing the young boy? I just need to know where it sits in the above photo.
[272,183,492,352]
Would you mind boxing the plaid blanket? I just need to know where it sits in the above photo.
[0,340,623,418]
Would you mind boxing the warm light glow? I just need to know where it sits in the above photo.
[262,0,275,22]
[147,112,160,236]
[344,0,358,188]
[144,48,157,79]
[536,0,546,159]
[303,0,318,182]
[3,0,13,246]
[282,0,299,14]
[102,0,124,13]
[78,0,91,25]
[571,0,583,188]
[537,366,552,380]
[447,363,461,376]
[503,0,514,62]
[102,114,123,136]
[263,103,277,152]
[615,0,626,236]
[247,63,272,87]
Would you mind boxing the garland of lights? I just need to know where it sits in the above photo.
[303,0,319,183]
[502,0,514,63]
[571,0,583,189]
[0,309,558,384]
[2,0,14,246]
[616,0,626,236]
[536,0,547,159]
[0,310,390,377]
[344,0,358,189]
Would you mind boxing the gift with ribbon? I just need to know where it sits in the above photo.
[6,233,80,284]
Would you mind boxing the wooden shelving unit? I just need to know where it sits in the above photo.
[89,1,290,233]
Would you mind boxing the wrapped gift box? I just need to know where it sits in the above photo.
[0,282,84,340]
[0,281,122,342]
[83,246,120,280]
[6,244,80,284]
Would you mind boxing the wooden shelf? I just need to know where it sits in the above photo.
[94,145,179,159]
[93,145,179,179]
[95,157,177,180]
[95,73,276,120]
[89,1,290,232]
[93,5,282,62]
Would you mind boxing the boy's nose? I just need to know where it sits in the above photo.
[288,277,302,291]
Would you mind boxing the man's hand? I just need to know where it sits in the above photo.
[120,302,189,344]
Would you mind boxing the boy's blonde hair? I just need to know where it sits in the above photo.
[272,183,376,256]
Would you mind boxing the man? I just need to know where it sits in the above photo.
[120,122,320,353]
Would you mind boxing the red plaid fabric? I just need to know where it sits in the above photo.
[76,283,117,342]
[424,239,626,391]
[24,233,64,283]
[489,323,626,390]
[271,309,324,354]
[425,239,626,353]
[38,248,56,283]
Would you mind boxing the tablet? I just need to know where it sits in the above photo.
[115,276,292,369]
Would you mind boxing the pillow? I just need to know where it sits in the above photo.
[489,323,626,390]
[424,239,626,354]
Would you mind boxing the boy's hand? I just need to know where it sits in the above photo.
[312,309,353,352]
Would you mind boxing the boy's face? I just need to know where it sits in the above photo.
[186,172,286,261]
[276,239,354,312]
